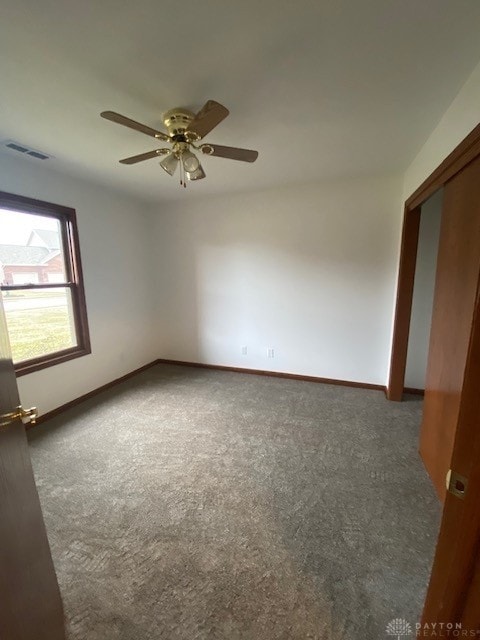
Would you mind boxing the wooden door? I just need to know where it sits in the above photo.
[0,296,65,639]
[422,248,480,625]
[419,155,480,501]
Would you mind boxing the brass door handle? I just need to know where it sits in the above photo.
[0,405,38,428]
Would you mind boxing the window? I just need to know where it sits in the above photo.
[0,191,91,375]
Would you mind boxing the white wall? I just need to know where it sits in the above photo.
[0,154,156,415]
[404,190,443,389]
[404,59,480,199]
[153,175,402,385]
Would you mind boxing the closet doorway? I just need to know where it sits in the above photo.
[388,123,480,627]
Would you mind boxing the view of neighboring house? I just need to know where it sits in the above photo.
[0,229,64,285]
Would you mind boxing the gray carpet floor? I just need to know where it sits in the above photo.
[28,364,441,639]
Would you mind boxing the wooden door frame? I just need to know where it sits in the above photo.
[387,122,480,401]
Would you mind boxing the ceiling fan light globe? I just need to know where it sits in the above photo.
[182,150,200,173]
[159,153,178,176]
[186,163,206,181]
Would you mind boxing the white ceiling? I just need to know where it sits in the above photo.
[1,0,480,204]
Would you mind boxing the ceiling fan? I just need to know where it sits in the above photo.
[100,100,258,187]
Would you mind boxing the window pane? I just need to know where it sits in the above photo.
[2,287,77,363]
[0,208,67,285]
[12,271,39,284]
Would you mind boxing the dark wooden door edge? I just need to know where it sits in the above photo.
[387,206,421,401]
[387,121,480,402]
[421,279,480,622]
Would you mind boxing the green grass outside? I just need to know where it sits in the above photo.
[4,306,75,363]
[3,289,65,299]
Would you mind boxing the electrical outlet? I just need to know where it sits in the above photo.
[241,345,248,356]
[267,348,275,358]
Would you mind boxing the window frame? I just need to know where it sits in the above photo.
[0,191,91,376]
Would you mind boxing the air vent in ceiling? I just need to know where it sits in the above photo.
[3,140,52,160]
[27,151,49,160]
[6,142,29,153]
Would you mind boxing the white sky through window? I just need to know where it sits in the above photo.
[0,208,58,245]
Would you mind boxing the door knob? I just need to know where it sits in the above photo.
[0,405,38,428]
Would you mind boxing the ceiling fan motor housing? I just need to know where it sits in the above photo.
[162,108,196,137]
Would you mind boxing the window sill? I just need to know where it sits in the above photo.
[14,345,92,377]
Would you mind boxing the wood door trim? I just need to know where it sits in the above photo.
[387,121,480,401]
[407,122,480,210]
[387,206,421,400]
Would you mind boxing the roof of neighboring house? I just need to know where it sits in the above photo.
[28,229,60,250]
[0,244,51,265]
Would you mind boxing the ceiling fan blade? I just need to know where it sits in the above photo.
[186,100,229,139]
[201,144,258,163]
[101,111,170,141]
[119,149,168,165]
